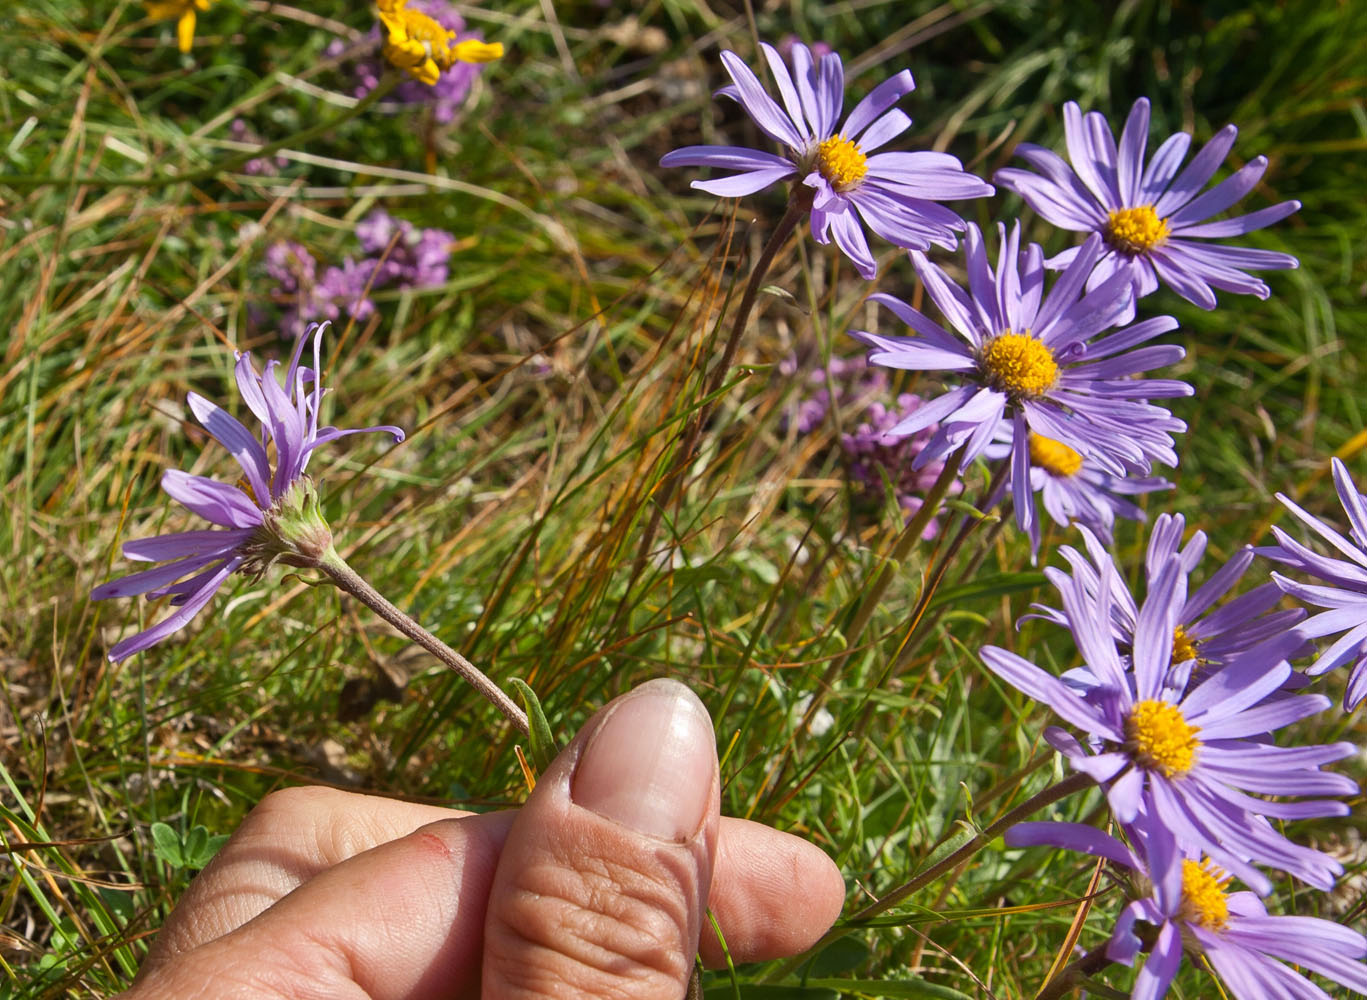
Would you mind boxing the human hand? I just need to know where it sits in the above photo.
[120,678,846,998]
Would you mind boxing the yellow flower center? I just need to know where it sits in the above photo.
[1028,434,1083,478]
[1104,205,1170,257]
[1178,858,1231,930]
[1124,699,1201,777]
[816,136,868,190]
[979,332,1059,399]
[376,0,503,86]
[1171,625,1199,666]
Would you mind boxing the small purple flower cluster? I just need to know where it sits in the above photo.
[228,118,288,176]
[327,0,487,125]
[264,209,454,335]
[783,356,957,537]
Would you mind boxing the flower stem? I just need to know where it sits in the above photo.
[851,770,1093,919]
[616,189,810,624]
[319,548,529,737]
[763,770,1093,983]
[1034,943,1116,1000]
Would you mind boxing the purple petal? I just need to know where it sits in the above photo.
[161,470,263,529]
[1115,98,1149,206]
[1166,155,1269,228]
[855,109,912,154]
[1063,102,1121,209]
[1132,921,1182,1000]
[106,557,241,662]
[1175,199,1300,238]
[718,50,805,149]
[1004,821,1137,869]
[842,70,914,141]
[121,528,254,563]
[187,392,271,505]
[979,646,1116,737]
[1138,130,1192,204]
[92,550,235,601]
[1153,123,1237,217]
[758,42,811,144]
[823,206,876,278]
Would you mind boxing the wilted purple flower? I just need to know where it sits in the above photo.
[982,525,1353,893]
[327,0,489,124]
[850,222,1190,540]
[263,211,454,336]
[264,241,316,294]
[1265,458,1367,709]
[660,41,993,278]
[92,323,404,662]
[995,97,1300,310]
[1008,821,1367,1000]
[779,353,888,434]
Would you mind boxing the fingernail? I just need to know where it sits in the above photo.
[571,680,715,841]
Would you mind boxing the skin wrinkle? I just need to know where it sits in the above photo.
[489,849,695,988]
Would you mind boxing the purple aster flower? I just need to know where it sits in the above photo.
[228,118,288,176]
[1265,457,1367,710]
[1030,515,1310,682]
[982,530,1354,892]
[1008,821,1367,1000]
[849,221,1190,541]
[91,323,404,662]
[660,41,994,278]
[995,97,1300,310]
[986,429,1171,553]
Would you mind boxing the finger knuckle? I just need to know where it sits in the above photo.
[488,848,696,998]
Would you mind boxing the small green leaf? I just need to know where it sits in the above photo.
[150,822,184,869]
[510,678,559,774]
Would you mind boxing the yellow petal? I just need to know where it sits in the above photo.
[176,8,196,51]
[450,39,504,64]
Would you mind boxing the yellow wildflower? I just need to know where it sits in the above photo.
[144,0,211,54]
[375,0,503,87]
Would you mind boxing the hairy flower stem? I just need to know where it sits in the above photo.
[617,190,811,625]
[0,74,399,189]
[764,771,1094,984]
[319,549,529,736]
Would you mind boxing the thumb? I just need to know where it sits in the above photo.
[482,678,719,999]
